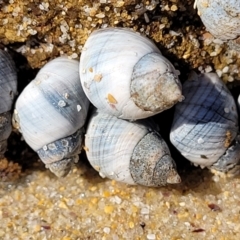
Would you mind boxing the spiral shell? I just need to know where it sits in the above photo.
[194,0,240,41]
[85,109,181,187]
[170,72,240,172]
[80,27,183,120]
[0,49,18,158]
[13,57,89,177]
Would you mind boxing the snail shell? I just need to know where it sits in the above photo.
[194,0,240,41]
[13,57,90,177]
[170,72,240,172]
[80,27,183,120]
[85,109,181,187]
[0,49,18,158]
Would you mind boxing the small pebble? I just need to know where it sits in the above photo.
[103,227,111,234]
[147,234,156,240]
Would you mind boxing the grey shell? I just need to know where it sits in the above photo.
[194,0,240,40]
[80,27,183,120]
[13,57,90,177]
[85,110,181,187]
[170,72,240,171]
[0,49,17,157]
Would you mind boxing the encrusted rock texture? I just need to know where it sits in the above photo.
[1,0,240,239]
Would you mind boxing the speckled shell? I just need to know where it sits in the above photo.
[0,49,17,157]
[170,72,240,171]
[80,27,183,120]
[85,110,181,187]
[13,57,89,177]
[194,0,240,40]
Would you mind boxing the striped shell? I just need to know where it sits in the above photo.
[85,110,181,187]
[194,0,240,41]
[13,57,89,177]
[170,72,240,172]
[80,27,183,120]
[0,49,17,158]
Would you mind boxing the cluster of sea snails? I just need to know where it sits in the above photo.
[1,26,240,187]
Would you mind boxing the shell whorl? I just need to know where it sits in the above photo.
[131,52,182,112]
[13,57,89,176]
[85,110,180,187]
[170,72,239,169]
[37,128,84,177]
[80,27,182,120]
[130,132,181,186]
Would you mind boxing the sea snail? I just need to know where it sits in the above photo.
[85,109,181,187]
[170,71,240,172]
[194,0,240,41]
[12,57,90,177]
[80,27,183,120]
[0,49,18,158]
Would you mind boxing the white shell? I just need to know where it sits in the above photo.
[80,27,183,120]
[194,0,240,40]
[170,72,240,171]
[85,109,181,187]
[238,95,240,110]
[0,49,17,157]
[13,57,90,177]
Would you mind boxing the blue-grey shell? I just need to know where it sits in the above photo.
[0,49,17,157]
[85,109,181,187]
[195,0,240,40]
[13,57,89,176]
[170,72,238,168]
[0,49,17,114]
